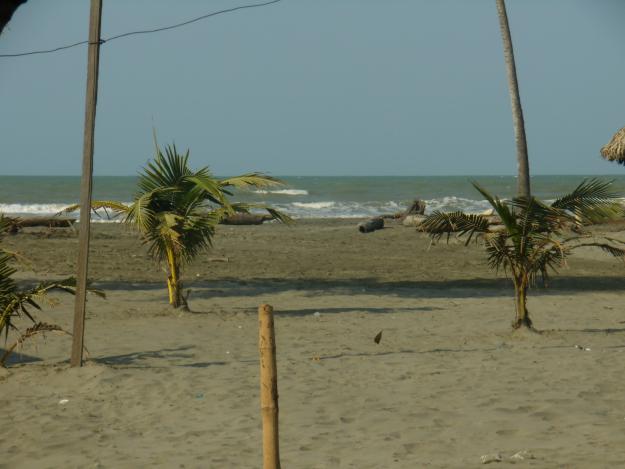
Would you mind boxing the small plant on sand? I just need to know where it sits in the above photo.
[64,142,291,309]
[0,216,101,366]
[421,179,625,330]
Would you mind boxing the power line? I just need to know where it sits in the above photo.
[0,0,281,58]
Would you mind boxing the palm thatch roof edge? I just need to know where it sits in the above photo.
[601,126,625,164]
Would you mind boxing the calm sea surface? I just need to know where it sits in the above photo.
[1,175,624,219]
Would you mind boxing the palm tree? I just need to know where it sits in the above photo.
[66,142,291,309]
[0,216,98,365]
[421,179,625,329]
[496,0,531,198]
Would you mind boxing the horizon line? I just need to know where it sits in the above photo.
[1,173,623,178]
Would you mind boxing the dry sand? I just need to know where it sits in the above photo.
[2,219,625,468]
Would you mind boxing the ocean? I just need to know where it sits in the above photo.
[1,175,624,219]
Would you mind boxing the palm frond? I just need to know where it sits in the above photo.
[0,322,71,367]
[126,192,157,233]
[471,181,517,231]
[484,231,515,274]
[0,272,103,345]
[186,174,229,207]
[219,173,284,190]
[58,200,130,219]
[551,178,623,224]
[571,242,625,259]
[421,211,490,245]
[228,202,294,225]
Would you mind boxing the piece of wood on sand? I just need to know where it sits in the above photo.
[358,217,384,233]
[259,304,281,469]
[221,213,273,225]
[380,199,427,220]
[404,199,426,216]
[5,216,77,234]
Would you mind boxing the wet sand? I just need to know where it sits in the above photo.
[2,219,625,468]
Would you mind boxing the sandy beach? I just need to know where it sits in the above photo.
[2,219,625,468]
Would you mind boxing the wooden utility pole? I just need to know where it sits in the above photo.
[70,0,103,367]
[496,0,531,199]
[258,304,281,469]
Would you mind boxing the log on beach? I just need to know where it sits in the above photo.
[220,213,273,225]
[5,217,76,233]
[358,217,384,233]
[404,199,426,216]
[379,200,427,222]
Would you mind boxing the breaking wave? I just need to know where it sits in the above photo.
[252,189,309,196]
[0,197,499,220]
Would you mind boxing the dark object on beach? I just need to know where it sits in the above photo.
[380,199,427,220]
[5,216,76,234]
[374,330,383,344]
[358,217,384,233]
[404,199,426,216]
[220,213,273,225]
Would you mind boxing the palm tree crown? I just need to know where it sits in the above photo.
[65,142,291,309]
[421,179,625,329]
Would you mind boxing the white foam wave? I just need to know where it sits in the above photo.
[0,203,74,215]
[424,196,492,214]
[1,197,501,220]
[0,203,129,222]
[292,201,335,209]
[253,189,309,196]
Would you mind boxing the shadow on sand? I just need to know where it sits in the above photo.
[94,345,227,369]
[15,275,624,300]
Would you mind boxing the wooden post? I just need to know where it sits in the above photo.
[70,0,103,367]
[258,304,281,469]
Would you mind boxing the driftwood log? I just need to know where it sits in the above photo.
[358,217,384,233]
[5,216,76,234]
[220,213,273,225]
[404,199,426,216]
[380,199,427,220]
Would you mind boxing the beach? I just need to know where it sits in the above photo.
[2,219,625,468]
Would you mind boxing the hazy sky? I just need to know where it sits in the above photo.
[1,0,624,176]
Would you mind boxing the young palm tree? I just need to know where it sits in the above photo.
[0,216,97,365]
[421,179,625,329]
[66,142,291,309]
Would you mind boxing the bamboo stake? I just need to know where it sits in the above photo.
[258,304,281,469]
[70,0,103,367]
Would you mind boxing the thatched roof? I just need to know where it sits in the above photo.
[601,126,625,164]
[0,0,27,36]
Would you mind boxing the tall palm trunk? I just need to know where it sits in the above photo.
[165,245,184,309]
[496,0,531,199]
[512,273,532,329]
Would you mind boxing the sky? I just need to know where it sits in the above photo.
[0,0,624,176]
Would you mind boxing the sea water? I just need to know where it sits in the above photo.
[1,175,624,219]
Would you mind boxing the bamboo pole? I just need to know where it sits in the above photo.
[258,304,281,469]
[70,0,103,367]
